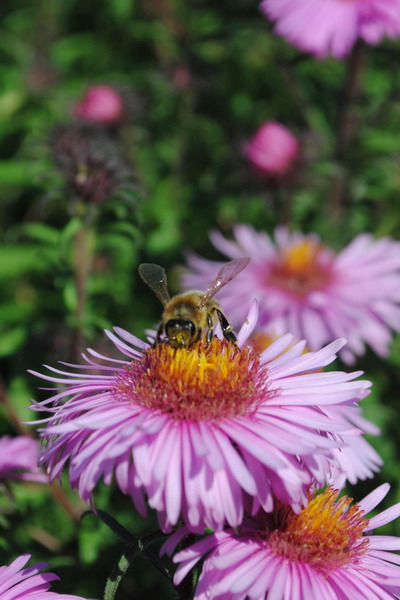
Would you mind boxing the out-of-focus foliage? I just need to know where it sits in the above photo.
[1,0,400,598]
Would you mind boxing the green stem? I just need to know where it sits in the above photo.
[71,225,93,358]
[329,41,366,220]
[103,531,170,600]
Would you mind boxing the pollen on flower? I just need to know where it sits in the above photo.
[113,337,270,421]
[268,239,334,298]
[258,487,369,574]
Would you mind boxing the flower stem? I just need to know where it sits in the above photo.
[330,41,366,220]
[103,531,171,600]
[71,225,93,358]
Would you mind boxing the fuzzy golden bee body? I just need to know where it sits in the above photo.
[138,259,250,348]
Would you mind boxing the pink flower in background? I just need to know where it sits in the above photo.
[74,85,124,124]
[247,333,382,486]
[244,121,299,177]
[171,484,400,600]
[0,554,88,599]
[261,0,400,59]
[0,435,46,483]
[183,226,400,363]
[30,307,371,533]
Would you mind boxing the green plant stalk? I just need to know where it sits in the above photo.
[71,225,94,358]
[330,41,367,220]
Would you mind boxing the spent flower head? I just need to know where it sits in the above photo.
[49,123,136,206]
[30,303,372,532]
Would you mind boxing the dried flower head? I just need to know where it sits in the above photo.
[50,123,136,205]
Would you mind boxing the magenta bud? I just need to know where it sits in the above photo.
[244,121,299,178]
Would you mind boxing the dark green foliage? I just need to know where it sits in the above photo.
[1,0,400,597]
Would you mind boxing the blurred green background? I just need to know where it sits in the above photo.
[1,0,400,597]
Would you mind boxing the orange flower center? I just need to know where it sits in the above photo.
[258,487,369,573]
[268,240,333,298]
[114,338,271,421]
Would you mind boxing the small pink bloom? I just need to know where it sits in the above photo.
[261,0,400,59]
[183,226,400,363]
[171,484,400,600]
[30,305,373,533]
[0,554,88,599]
[0,435,46,483]
[244,121,299,177]
[74,85,124,125]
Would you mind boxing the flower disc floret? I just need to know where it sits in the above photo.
[171,484,400,600]
[258,487,368,573]
[114,338,268,421]
[268,238,334,298]
[30,308,373,532]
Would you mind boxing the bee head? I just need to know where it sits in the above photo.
[165,319,196,348]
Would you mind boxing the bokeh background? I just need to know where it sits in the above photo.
[1,0,400,598]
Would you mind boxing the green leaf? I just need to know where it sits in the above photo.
[0,327,26,356]
[0,246,49,279]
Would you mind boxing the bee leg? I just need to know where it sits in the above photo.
[153,323,164,347]
[206,313,214,344]
[216,309,237,343]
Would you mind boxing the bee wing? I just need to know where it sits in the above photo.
[138,263,171,307]
[198,257,250,308]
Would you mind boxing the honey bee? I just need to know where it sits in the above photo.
[138,258,250,348]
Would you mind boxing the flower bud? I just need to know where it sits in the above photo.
[244,121,299,177]
[74,85,124,125]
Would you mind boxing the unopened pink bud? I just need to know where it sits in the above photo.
[244,121,299,177]
[74,85,124,124]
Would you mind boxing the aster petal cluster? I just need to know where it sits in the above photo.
[171,484,400,600]
[0,554,88,599]
[0,435,46,483]
[31,304,374,533]
[183,226,400,363]
[261,0,400,59]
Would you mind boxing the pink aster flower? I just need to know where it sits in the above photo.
[248,333,382,487]
[0,554,88,599]
[244,121,299,178]
[74,85,124,125]
[30,303,373,533]
[171,484,400,600]
[183,226,400,363]
[0,435,46,483]
[261,0,400,59]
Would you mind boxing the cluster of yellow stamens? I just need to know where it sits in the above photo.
[259,487,369,574]
[114,338,269,421]
[268,239,333,298]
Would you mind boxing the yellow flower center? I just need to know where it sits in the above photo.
[258,487,369,573]
[114,338,270,421]
[268,239,333,298]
